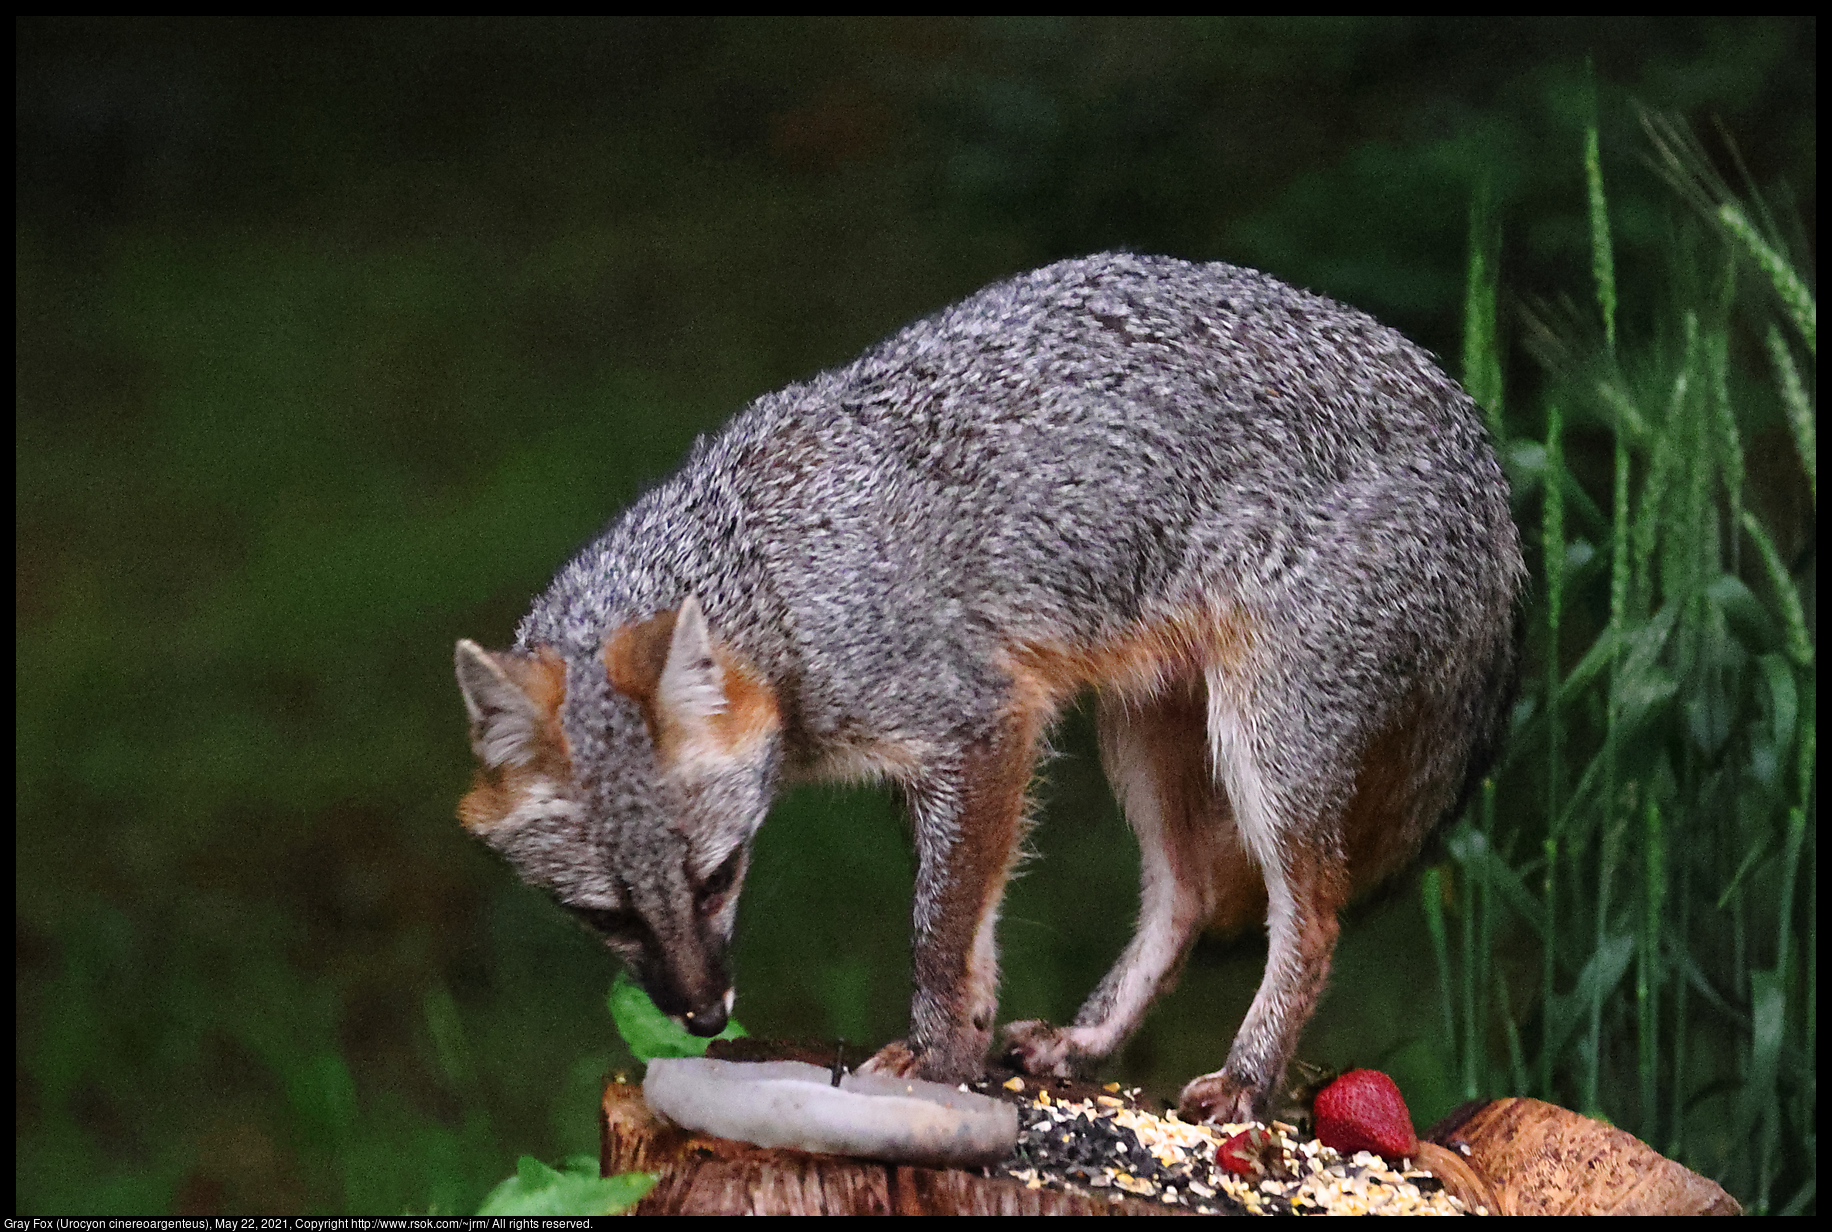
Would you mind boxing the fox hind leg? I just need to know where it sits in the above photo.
[1003,682,1265,1076]
[1177,676,1353,1123]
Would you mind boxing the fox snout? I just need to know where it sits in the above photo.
[681,987,736,1038]
[626,901,736,1038]
[641,957,734,1037]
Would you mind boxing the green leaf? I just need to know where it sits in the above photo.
[1736,968,1788,1146]
[1545,934,1636,1064]
[1514,433,1606,530]
[1610,608,1680,739]
[608,971,746,1063]
[1506,440,1547,493]
[1558,625,1620,708]
[477,1155,656,1216]
[1756,655,1798,757]
[1575,935,1637,1012]
[1549,749,1614,845]
[1673,948,1749,1031]
[1620,604,1678,678]
[1445,824,1545,938]
[1684,649,1735,758]
[283,1050,358,1150]
[1706,574,1781,654]
[1617,668,1678,738]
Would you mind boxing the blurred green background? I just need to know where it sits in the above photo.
[17,17,1814,1215]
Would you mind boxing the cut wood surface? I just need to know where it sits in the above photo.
[601,1039,1741,1215]
[1426,1097,1741,1216]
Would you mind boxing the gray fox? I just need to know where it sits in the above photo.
[455,252,1523,1122]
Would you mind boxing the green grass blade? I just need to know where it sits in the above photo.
[1807,848,1817,1070]
[1672,311,1710,614]
[1540,401,1565,1100]
[1494,962,1531,1095]
[1461,832,1482,1099]
[1447,822,1547,938]
[1610,428,1632,634]
[1719,203,1816,356]
[1706,323,1745,571]
[1756,653,1799,762]
[1632,385,1680,612]
[1764,325,1815,506]
[1475,778,1498,1098]
[1638,794,1663,1138]
[1781,1177,1818,1217]
[1672,945,1751,1030]
[1596,379,1653,443]
[1585,124,1618,356]
[1423,866,1458,1067]
[1797,676,1815,813]
[1776,809,1805,987]
[1739,509,1813,669]
[1713,838,1772,911]
[1708,574,1784,654]
[1463,179,1505,439]
[1556,624,1619,711]
[1591,300,1632,1119]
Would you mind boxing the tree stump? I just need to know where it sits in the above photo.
[600,1040,1741,1215]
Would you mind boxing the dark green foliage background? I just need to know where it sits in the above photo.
[16,17,1814,1215]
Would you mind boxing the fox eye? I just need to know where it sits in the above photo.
[571,905,643,941]
[694,850,742,912]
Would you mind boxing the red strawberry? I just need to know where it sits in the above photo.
[1217,1126,1270,1176]
[1312,1069,1419,1160]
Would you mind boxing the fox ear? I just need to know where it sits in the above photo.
[658,596,729,723]
[456,640,564,769]
[605,606,680,704]
[604,597,779,765]
[605,596,728,720]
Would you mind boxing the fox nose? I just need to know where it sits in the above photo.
[681,988,733,1038]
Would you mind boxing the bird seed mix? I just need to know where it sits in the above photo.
[978,1079,1478,1215]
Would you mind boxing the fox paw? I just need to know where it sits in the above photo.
[858,1039,922,1079]
[1178,1070,1262,1125]
[1000,1019,1086,1078]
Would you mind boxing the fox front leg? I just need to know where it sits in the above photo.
[862,714,1041,1084]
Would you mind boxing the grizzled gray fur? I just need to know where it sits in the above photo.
[457,252,1523,1121]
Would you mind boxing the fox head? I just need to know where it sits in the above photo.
[454,596,781,1037]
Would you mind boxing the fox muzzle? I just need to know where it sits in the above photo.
[679,988,734,1038]
[641,949,734,1037]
